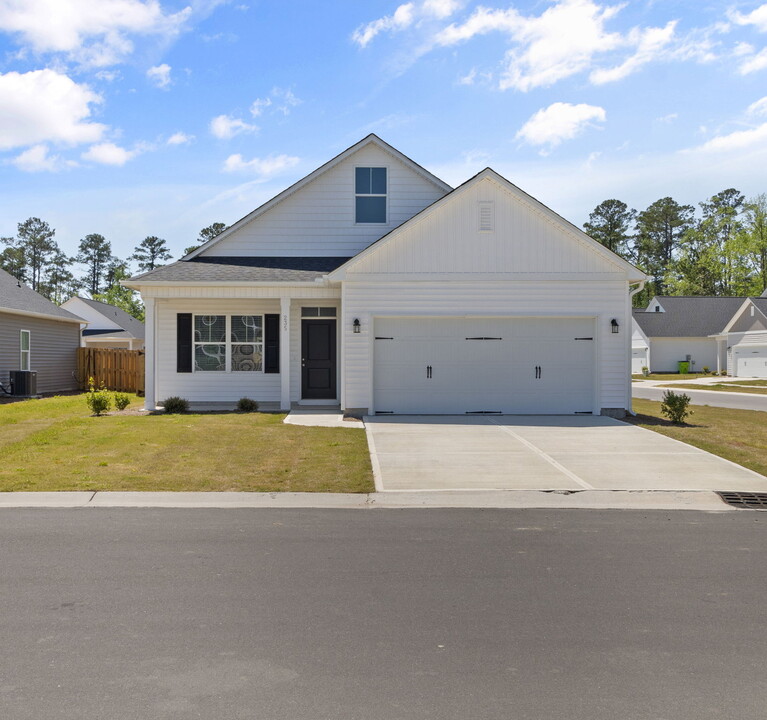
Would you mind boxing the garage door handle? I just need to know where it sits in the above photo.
[535,365,541,379]
[426,365,432,379]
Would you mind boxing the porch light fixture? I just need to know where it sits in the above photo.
[353,318,361,334]
[611,319,619,334]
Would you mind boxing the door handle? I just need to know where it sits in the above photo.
[301,358,305,367]
[426,365,432,379]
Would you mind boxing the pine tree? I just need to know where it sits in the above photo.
[130,236,172,273]
[184,222,228,256]
[17,217,57,292]
[76,233,113,296]
[583,199,636,258]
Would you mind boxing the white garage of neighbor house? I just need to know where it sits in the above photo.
[124,135,646,417]
[631,318,650,374]
[717,296,767,378]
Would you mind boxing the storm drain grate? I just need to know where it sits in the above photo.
[717,492,767,510]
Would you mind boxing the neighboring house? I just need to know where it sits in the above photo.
[631,319,650,374]
[0,267,84,394]
[60,296,145,350]
[716,296,767,378]
[124,134,646,416]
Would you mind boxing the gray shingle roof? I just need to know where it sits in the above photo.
[0,267,84,322]
[633,296,748,337]
[75,297,145,339]
[128,256,352,284]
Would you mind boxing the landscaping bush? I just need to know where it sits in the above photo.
[114,392,131,411]
[660,390,693,424]
[702,366,710,374]
[162,396,189,414]
[86,378,112,416]
[641,366,649,377]
[237,397,259,413]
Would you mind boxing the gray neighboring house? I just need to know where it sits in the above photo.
[60,296,145,350]
[0,267,84,394]
[632,296,748,374]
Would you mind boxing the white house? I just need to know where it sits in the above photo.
[717,296,767,377]
[124,135,645,417]
[61,297,145,350]
[631,318,650,374]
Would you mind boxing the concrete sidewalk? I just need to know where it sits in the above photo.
[0,489,741,511]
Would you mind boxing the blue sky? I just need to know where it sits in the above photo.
[0,0,766,264]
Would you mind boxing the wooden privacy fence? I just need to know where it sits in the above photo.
[77,348,145,394]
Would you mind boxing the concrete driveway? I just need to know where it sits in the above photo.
[365,415,767,492]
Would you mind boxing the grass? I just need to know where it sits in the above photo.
[659,383,767,395]
[627,398,767,478]
[0,394,373,492]
[631,373,709,381]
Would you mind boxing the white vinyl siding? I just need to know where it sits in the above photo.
[648,338,718,373]
[201,144,446,258]
[341,281,628,413]
[728,331,767,376]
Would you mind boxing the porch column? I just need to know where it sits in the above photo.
[143,297,155,411]
[716,338,725,374]
[280,296,290,410]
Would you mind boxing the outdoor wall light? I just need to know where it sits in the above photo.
[353,318,361,334]
[611,318,619,334]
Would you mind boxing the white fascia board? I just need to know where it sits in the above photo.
[631,316,650,344]
[337,272,628,283]
[0,306,86,324]
[121,280,325,290]
[329,168,646,282]
[721,298,767,334]
[184,134,452,260]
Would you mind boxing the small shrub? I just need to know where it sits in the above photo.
[641,366,649,377]
[660,390,693,424]
[237,397,259,413]
[114,392,131,411]
[163,396,189,414]
[702,366,710,374]
[86,377,112,416]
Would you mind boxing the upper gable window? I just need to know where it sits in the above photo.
[355,167,387,224]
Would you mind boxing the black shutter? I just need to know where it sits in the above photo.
[177,313,192,373]
[264,314,280,373]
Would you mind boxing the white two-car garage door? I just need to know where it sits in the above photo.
[734,346,767,378]
[373,317,596,414]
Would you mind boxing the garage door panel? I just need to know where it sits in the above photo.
[734,346,767,378]
[373,317,596,414]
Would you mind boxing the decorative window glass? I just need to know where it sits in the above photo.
[20,330,30,371]
[301,307,337,317]
[230,315,263,372]
[194,315,226,371]
[355,167,387,223]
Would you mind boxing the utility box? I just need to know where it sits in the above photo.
[10,370,37,396]
[677,361,690,375]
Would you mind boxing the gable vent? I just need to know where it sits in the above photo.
[478,201,494,232]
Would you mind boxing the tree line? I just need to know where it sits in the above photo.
[583,189,767,306]
[0,220,227,320]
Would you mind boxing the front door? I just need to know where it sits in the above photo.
[301,319,337,399]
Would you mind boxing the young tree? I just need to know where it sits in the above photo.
[184,222,228,256]
[93,265,145,321]
[583,199,636,258]
[17,217,57,292]
[634,198,695,297]
[130,236,172,273]
[76,233,112,296]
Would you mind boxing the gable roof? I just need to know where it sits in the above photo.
[72,297,145,338]
[633,296,748,337]
[124,256,350,285]
[720,296,767,334]
[183,134,452,260]
[0,267,84,324]
[327,168,646,281]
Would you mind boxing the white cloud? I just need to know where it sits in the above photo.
[167,131,193,145]
[81,142,137,166]
[271,87,301,115]
[730,4,767,33]
[422,0,461,19]
[457,67,476,85]
[250,97,271,116]
[146,63,171,88]
[747,96,767,117]
[352,3,416,47]
[738,47,767,74]
[209,114,257,139]
[516,102,606,151]
[0,0,192,67]
[0,69,105,150]
[222,153,299,176]
[590,21,676,84]
[655,112,678,124]
[10,144,63,172]
[691,123,767,153]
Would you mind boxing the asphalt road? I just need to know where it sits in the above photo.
[1,509,766,720]
[633,384,767,411]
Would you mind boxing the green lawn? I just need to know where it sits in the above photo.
[628,398,767,478]
[631,373,709,381]
[659,383,767,395]
[0,394,373,492]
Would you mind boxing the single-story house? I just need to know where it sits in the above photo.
[124,134,646,416]
[60,296,145,350]
[631,319,650,374]
[0,267,84,394]
[632,296,748,374]
[716,295,767,377]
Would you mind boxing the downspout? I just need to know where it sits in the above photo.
[626,280,646,417]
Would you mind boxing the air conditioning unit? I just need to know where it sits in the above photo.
[10,370,37,396]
